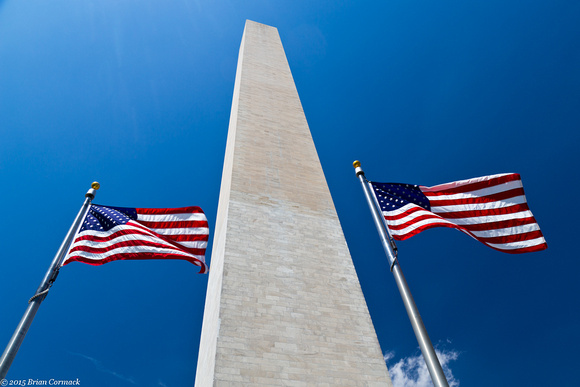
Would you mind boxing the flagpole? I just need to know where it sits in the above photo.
[0,182,100,379]
[353,161,449,387]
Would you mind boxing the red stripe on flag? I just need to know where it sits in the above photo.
[73,227,153,243]
[385,213,445,231]
[432,203,531,219]
[383,205,426,221]
[128,221,207,254]
[472,230,545,245]
[421,173,521,195]
[458,216,538,232]
[427,187,525,207]
[69,238,207,257]
[136,206,204,215]
[137,220,209,229]
[391,221,458,240]
[169,234,209,242]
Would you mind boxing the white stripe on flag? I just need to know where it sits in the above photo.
[387,217,455,236]
[424,179,523,201]
[485,236,547,250]
[137,213,206,222]
[420,173,514,192]
[443,210,535,225]
[430,195,527,213]
[150,227,209,236]
[178,241,208,250]
[68,246,200,261]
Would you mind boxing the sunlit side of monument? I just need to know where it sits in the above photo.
[195,20,392,386]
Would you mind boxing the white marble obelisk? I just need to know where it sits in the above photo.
[195,20,392,386]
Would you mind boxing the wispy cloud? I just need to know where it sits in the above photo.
[385,348,460,387]
[68,351,137,385]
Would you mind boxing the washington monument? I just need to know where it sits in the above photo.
[195,20,392,386]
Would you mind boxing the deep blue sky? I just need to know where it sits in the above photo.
[1,1,579,386]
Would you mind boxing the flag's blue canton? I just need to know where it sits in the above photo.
[370,182,431,211]
[80,205,138,232]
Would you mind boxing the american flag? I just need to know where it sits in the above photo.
[63,204,209,273]
[370,173,547,254]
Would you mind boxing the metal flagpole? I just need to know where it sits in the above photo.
[353,161,449,387]
[0,182,100,379]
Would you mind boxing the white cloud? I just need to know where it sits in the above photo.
[385,348,460,387]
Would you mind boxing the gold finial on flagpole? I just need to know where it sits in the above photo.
[353,160,364,176]
[86,182,100,199]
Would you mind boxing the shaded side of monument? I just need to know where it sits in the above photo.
[195,20,393,386]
